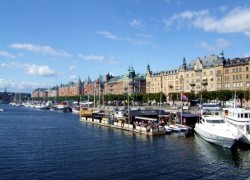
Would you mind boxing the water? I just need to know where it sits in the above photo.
[0,105,250,179]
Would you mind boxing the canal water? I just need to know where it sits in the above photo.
[0,104,249,179]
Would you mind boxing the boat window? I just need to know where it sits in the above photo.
[206,119,225,123]
[241,114,244,118]
[245,113,249,118]
[238,114,240,118]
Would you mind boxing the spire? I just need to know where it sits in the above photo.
[183,57,187,70]
[146,63,151,75]
[219,50,224,59]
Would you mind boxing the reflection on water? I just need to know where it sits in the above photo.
[194,133,250,168]
[1,105,250,179]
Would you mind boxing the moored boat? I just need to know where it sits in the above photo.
[194,115,242,148]
[223,107,250,145]
[56,101,71,112]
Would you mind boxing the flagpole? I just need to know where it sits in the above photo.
[79,95,81,118]
[127,92,130,125]
[181,92,183,125]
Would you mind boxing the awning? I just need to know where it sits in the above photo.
[135,116,158,121]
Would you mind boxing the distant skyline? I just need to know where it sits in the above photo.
[1,0,250,92]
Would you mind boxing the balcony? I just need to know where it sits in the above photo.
[202,78,208,85]
[190,82,195,86]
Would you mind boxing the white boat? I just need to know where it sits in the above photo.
[177,124,190,132]
[164,125,173,134]
[56,101,71,112]
[0,108,3,112]
[169,124,181,132]
[72,105,80,114]
[35,103,48,110]
[194,115,242,148]
[222,107,250,145]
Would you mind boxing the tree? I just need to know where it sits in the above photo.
[236,90,244,107]
[217,90,232,106]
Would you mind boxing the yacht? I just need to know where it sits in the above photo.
[194,115,242,148]
[222,107,250,145]
[56,101,71,112]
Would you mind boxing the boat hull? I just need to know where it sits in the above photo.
[194,125,237,148]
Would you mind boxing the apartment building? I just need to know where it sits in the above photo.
[146,51,250,96]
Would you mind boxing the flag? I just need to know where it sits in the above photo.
[181,93,188,101]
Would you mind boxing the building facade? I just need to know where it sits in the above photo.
[58,78,84,97]
[31,88,48,98]
[104,66,146,95]
[31,52,250,101]
[47,86,59,97]
[146,51,250,97]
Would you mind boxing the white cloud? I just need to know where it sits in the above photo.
[97,31,118,40]
[70,75,77,80]
[9,43,71,57]
[26,64,57,76]
[164,7,250,36]
[1,61,58,77]
[0,51,16,58]
[244,53,250,57]
[130,19,141,27]
[108,60,120,64]
[200,38,231,51]
[98,31,149,45]
[69,65,77,70]
[79,54,104,61]
[137,33,152,39]
[0,79,46,92]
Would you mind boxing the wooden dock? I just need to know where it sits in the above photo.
[80,117,166,136]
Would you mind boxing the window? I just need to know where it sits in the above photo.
[239,67,242,72]
[225,69,229,74]
[217,70,221,75]
[196,72,201,76]
[203,72,206,76]
[210,71,213,75]
[246,67,249,71]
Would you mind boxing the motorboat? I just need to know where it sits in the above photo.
[0,108,3,112]
[164,125,173,134]
[56,101,71,112]
[72,105,80,114]
[222,107,250,145]
[35,103,48,110]
[169,124,181,132]
[177,124,190,132]
[194,115,242,148]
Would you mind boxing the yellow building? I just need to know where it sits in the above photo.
[146,51,250,99]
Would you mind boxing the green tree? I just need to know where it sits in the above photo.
[217,90,232,106]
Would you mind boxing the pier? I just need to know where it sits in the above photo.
[80,116,166,136]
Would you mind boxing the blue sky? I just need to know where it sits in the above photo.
[1,0,250,93]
